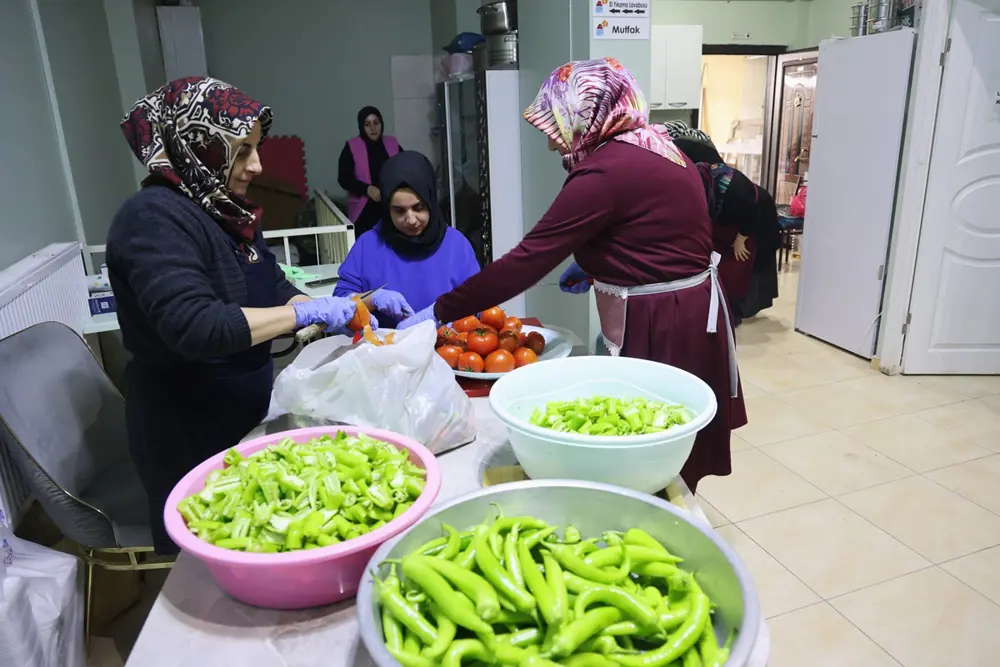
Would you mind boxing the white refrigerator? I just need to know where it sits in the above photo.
[794,29,917,358]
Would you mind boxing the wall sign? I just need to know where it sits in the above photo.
[593,17,651,40]
[592,0,651,18]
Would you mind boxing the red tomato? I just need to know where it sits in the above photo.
[466,329,499,357]
[456,332,469,350]
[525,331,545,355]
[503,317,523,332]
[457,351,485,373]
[513,347,538,368]
[453,316,481,334]
[497,330,519,353]
[436,345,463,368]
[481,306,507,331]
[484,349,516,374]
[436,326,458,348]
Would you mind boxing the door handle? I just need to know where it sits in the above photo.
[668,102,687,108]
[650,102,663,108]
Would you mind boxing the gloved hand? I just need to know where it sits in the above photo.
[559,262,592,294]
[396,303,438,331]
[292,297,379,335]
[371,289,414,320]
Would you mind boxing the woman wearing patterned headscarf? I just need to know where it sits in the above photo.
[107,77,365,552]
[399,58,747,492]
[654,121,780,323]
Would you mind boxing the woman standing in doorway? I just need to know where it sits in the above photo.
[399,58,746,492]
[338,106,402,238]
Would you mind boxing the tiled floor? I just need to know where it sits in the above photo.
[86,268,1000,666]
[700,269,1000,667]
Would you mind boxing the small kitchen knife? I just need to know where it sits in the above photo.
[294,285,385,344]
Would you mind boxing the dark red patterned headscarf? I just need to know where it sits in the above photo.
[120,77,273,241]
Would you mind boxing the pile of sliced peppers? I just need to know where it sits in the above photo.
[177,432,426,553]
[375,509,733,667]
[529,397,691,437]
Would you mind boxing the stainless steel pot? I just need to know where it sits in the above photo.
[478,0,517,35]
[485,31,518,69]
[356,480,761,667]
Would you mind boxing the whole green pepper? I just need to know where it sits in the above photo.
[562,653,620,667]
[441,639,492,667]
[382,606,404,652]
[541,551,568,627]
[420,603,456,660]
[413,555,501,621]
[474,524,536,612]
[574,585,661,631]
[549,607,624,658]
[608,587,710,667]
[546,543,631,586]
[585,545,681,569]
[375,569,438,646]
[438,523,462,561]
[401,557,494,636]
[519,536,562,627]
[506,525,525,589]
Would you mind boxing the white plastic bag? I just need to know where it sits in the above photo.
[273,321,476,454]
[0,516,84,667]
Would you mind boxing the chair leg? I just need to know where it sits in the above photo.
[84,550,95,654]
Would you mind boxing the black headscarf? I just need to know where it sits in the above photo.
[357,106,391,187]
[378,151,446,255]
[674,138,725,166]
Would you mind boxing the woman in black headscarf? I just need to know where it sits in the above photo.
[333,151,480,329]
[338,106,402,237]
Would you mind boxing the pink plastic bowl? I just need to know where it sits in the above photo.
[163,425,441,609]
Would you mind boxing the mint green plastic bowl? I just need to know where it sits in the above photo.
[488,356,717,493]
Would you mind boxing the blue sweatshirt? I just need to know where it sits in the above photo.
[334,223,481,328]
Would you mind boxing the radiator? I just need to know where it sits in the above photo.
[0,242,88,526]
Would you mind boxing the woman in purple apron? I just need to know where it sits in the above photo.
[337,106,402,238]
[399,58,747,492]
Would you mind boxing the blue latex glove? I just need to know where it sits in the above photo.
[371,289,414,320]
[292,296,379,335]
[559,262,592,294]
[396,303,437,331]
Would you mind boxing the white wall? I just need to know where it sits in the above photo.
[0,0,78,271]
[133,0,166,91]
[37,0,139,248]
[199,0,436,200]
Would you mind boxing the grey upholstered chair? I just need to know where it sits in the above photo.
[0,322,172,647]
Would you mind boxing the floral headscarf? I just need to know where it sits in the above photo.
[523,57,686,171]
[120,77,273,241]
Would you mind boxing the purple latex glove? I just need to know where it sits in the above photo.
[292,297,379,335]
[370,289,414,320]
[396,303,437,331]
[559,262,592,294]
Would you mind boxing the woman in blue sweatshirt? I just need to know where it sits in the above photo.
[334,151,481,328]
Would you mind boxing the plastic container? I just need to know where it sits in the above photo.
[163,426,441,609]
[489,356,717,493]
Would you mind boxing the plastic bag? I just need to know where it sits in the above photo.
[0,520,85,667]
[273,321,476,454]
[789,185,808,218]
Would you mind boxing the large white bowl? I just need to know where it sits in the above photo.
[488,356,717,493]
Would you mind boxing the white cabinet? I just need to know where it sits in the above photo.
[649,25,703,110]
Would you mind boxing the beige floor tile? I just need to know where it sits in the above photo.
[714,525,820,618]
[942,546,1000,606]
[839,476,1000,563]
[896,374,1000,400]
[738,499,928,598]
[914,400,1000,450]
[736,355,835,393]
[779,382,907,429]
[832,567,1000,667]
[739,381,767,399]
[767,603,900,667]
[927,454,1000,515]
[730,432,752,452]
[736,395,831,447]
[697,449,826,522]
[763,431,913,495]
[842,414,992,473]
[698,497,731,528]
[842,374,965,414]
[786,349,874,382]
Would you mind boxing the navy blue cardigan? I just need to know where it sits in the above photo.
[106,186,302,365]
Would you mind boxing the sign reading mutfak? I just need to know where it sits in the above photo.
[593,16,650,40]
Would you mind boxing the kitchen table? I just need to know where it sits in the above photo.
[125,400,770,667]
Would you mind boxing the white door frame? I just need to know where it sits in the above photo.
[876,0,953,374]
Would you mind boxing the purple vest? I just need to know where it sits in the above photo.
[347,135,400,222]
